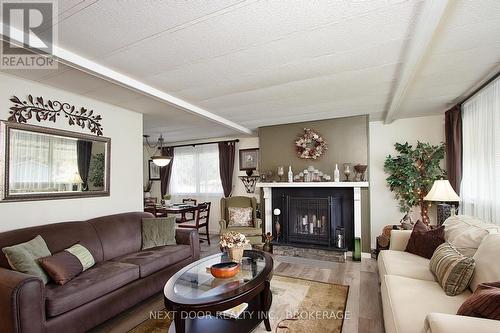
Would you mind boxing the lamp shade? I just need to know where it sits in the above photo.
[151,155,171,167]
[71,172,83,184]
[424,180,460,202]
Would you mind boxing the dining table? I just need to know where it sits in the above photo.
[156,203,199,223]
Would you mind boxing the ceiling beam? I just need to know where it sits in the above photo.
[1,26,254,135]
[384,0,451,124]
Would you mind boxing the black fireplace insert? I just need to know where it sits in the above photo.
[272,187,354,251]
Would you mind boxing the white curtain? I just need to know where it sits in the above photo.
[170,143,222,196]
[9,130,79,193]
[460,77,500,224]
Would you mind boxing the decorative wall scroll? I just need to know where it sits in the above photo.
[295,128,327,159]
[9,95,104,136]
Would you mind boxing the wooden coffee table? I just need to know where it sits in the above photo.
[164,250,274,333]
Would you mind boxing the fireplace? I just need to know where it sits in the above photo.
[272,187,354,251]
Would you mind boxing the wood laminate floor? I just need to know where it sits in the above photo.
[90,237,384,333]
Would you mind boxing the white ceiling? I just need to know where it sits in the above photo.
[2,0,500,142]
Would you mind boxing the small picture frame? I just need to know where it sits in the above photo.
[239,148,259,171]
[148,160,161,181]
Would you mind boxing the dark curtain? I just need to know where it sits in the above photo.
[160,147,174,197]
[445,105,462,194]
[218,141,236,197]
[77,140,93,191]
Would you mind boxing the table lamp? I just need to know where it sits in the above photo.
[424,180,460,225]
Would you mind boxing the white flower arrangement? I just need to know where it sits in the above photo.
[295,128,327,159]
[219,231,249,249]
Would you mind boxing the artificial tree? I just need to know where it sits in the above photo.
[384,141,445,225]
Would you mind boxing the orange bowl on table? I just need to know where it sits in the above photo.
[210,262,240,279]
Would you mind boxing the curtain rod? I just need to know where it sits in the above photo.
[458,70,500,105]
[165,139,239,149]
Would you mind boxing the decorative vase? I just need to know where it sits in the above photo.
[228,246,244,262]
[263,241,272,253]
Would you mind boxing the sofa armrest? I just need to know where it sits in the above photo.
[424,313,500,333]
[389,230,412,251]
[0,267,45,333]
[219,219,227,232]
[175,229,200,260]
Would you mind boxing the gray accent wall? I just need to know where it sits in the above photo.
[258,115,371,252]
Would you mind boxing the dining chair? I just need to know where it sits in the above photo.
[144,205,167,218]
[176,198,198,223]
[178,202,211,245]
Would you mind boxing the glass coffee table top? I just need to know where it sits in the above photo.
[171,251,266,301]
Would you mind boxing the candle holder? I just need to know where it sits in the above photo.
[343,163,351,181]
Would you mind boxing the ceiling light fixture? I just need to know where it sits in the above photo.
[143,134,171,167]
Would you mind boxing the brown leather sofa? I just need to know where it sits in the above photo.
[0,212,200,333]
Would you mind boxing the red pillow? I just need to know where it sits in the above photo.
[457,281,500,320]
[405,220,445,259]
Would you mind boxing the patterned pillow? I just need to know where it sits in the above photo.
[430,242,475,296]
[38,243,95,285]
[228,207,253,227]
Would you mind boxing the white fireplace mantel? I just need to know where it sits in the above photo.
[256,182,369,240]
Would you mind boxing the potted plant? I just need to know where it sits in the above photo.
[163,194,172,206]
[384,142,445,225]
[219,232,249,262]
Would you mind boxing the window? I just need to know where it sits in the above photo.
[460,76,500,224]
[170,144,222,195]
[9,130,78,193]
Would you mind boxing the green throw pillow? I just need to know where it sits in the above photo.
[2,235,52,284]
[141,217,176,250]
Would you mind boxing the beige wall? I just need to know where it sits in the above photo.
[259,115,368,176]
[0,73,144,232]
[369,115,445,248]
[143,136,259,234]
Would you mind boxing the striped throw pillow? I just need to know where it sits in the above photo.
[457,281,500,320]
[430,242,475,296]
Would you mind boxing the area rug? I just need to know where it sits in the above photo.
[129,275,349,333]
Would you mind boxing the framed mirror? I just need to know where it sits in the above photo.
[0,121,110,201]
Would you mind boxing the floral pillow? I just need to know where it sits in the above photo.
[228,207,253,227]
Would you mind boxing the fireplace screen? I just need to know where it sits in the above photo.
[288,197,330,246]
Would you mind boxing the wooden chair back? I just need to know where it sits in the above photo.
[195,202,211,227]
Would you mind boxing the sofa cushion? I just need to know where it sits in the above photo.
[471,233,500,292]
[381,275,471,333]
[405,221,445,259]
[228,207,254,227]
[430,242,475,296]
[221,226,262,236]
[457,281,500,320]
[112,245,191,278]
[0,221,104,269]
[39,243,96,285]
[443,215,500,257]
[378,250,435,281]
[2,235,51,284]
[141,217,176,250]
[45,261,139,317]
[88,212,152,261]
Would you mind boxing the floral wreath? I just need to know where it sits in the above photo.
[295,128,327,159]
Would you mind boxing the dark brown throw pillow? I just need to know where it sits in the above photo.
[457,281,500,320]
[38,244,95,285]
[405,220,445,259]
